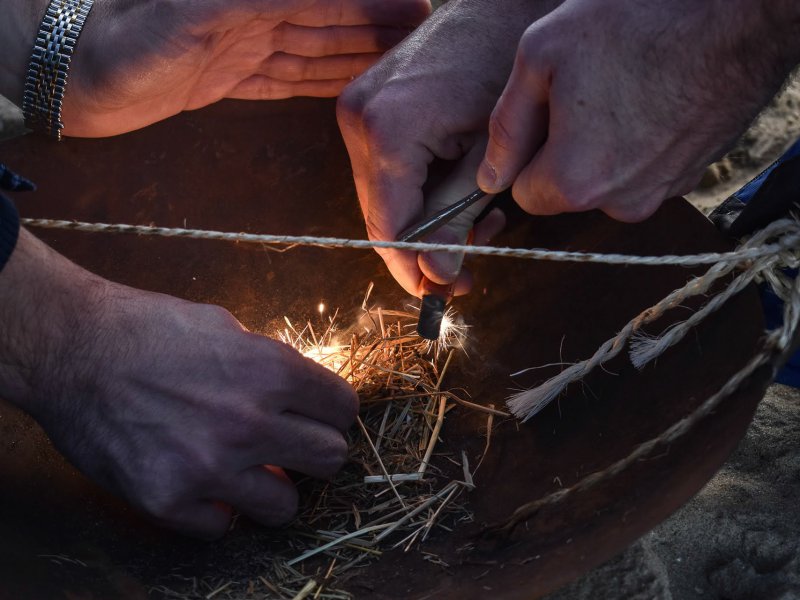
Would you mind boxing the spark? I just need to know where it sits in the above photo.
[428,307,470,356]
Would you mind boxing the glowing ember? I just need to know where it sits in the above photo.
[300,344,347,371]
[280,299,469,375]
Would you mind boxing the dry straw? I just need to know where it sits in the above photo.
[247,284,499,598]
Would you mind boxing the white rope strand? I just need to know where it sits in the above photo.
[507,219,800,420]
[628,254,784,368]
[492,256,800,536]
[507,258,737,420]
[628,222,800,368]
[20,217,800,268]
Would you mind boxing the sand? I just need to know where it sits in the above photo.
[547,384,800,600]
[1,57,799,600]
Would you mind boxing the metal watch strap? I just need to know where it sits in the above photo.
[22,0,95,141]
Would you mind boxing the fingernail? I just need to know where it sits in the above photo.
[427,251,464,282]
[477,160,501,193]
[418,229,465,283]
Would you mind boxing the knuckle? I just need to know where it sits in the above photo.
[196,303,238,327]
[138,486,181,519]
[271,22,288,52]
[337,88,396,147]
[364,211,392,243]
[559,187,598,213]
[546,173,600,213]
[336,81,371,127]
[126,456,185,518]
[518,24,550,62]
[359,101,394,146]
[275,54,303,82]
[487,110,516,152]
[606,201,659,223]
[513,174,599,215]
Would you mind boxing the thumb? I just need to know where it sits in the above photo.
[418,144,493,285]
[477,35,551,194]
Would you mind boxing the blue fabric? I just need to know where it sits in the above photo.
[0,163,35,193]
[733,139,800,205]
[0,192,20,273]
[733,142,800,387]
[0,163,35,274]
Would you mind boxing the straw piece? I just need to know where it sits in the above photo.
[291,580,318,600]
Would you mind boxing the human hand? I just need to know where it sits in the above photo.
[50,0,431,137]
[338,0,560,297]
[0,230,358,538]
[477,0,800,222]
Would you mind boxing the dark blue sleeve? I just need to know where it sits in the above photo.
[0,163,35,274]
[732,141,800,388]
[0,192,20,273]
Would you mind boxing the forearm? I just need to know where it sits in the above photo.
[0,228,104,415]
[0,0,49,104]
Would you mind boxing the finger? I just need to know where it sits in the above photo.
[472,207,506,246]
[273,23,412,57]
[444,209,505,297]
[261,52,383,82]
[282,356,359,432]
[509,142,571,215]
[218,466,299,527]
[269,415,350,479]
[245,336,358,430]
[188,0,313,30]
[287,0,432,27]
[477,45,550,194]
[344,131,432,297]
[152,500,232,540]
[382,249,425,298]
[418,144,493,286]
[227,76,351,99]
[418,227,466,286]
[337,80,458,297]
[452,269,473,297]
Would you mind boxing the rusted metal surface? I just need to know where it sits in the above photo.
[0,99,769,599]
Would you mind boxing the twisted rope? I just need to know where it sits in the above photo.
[490,217,800,536]
[507,218,799,420]
[20,217,800,267]
[490,273,800,537]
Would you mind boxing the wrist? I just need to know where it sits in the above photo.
[376,0,565,101]
[0,0,50,105]
[0,229,107,417]
[429,0,566,65]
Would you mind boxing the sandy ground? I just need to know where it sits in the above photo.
[1,51,799,600]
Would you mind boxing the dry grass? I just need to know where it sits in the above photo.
[151,284,505,599]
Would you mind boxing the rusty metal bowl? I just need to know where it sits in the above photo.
[0,99,769,599]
